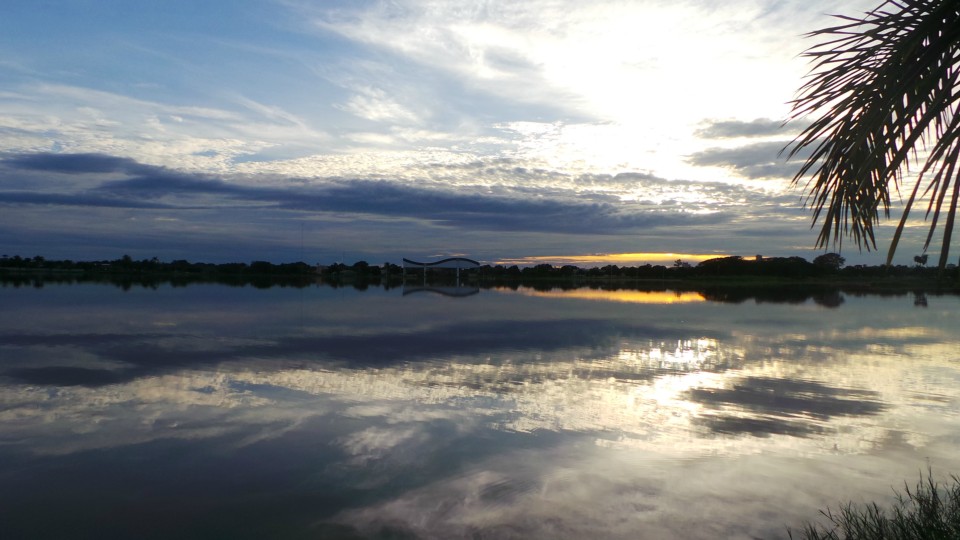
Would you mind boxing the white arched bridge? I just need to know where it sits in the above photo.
[402,257,480,288]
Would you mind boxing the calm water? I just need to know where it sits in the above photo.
[1,282,959,539]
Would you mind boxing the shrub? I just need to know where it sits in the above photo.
[789,471,960,540]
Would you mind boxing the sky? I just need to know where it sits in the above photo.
[2,0,930,267]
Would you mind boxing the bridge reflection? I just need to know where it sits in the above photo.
[402,286,480,297]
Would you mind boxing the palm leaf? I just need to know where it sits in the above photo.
[784,0,960,269]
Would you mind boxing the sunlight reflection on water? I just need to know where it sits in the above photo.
[517,288,706,304]
[0,283,959,539]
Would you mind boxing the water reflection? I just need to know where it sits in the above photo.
[0,284,959,539]
[402,285,480,297]
[518,288,706,304]
[688,376,886,437]
[6,273,950,312]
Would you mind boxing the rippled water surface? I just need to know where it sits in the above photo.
[1,283,959,539]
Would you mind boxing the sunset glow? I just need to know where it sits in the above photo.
[495,252,728,267]
[515,288,706,305]
[0,0,901,266]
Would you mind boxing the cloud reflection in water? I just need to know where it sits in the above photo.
[0,284,959,539]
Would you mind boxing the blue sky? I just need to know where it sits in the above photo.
[4,0,928,267]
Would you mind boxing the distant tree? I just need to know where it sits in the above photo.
[756,256,816,278]
[812,252,846,272]
[673,259,691,268]
[170,259,192,271]
[600,264,621,276]
[217,262,247,274]
[249,260,274,274]
[784,1,960,270]
[528,263,554,275]
[697,256,747,275]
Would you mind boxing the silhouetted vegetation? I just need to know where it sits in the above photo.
[2,253,958,292]
[784,0,960,270]
[0,254,326,290]
[475,255,956,290]
[788,471,960,540]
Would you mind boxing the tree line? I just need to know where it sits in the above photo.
[2,252,955,284]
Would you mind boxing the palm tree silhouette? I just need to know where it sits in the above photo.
[784,0,960,269]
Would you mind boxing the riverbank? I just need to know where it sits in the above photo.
[2,254,958,293]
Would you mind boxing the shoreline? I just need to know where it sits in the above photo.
[3,266,957,295]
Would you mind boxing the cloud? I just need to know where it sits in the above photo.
[95,172,239,199]
[337,86,423,124]
[0,191,174,209]
[686,141,809,180]
[0,316,672,388]
[1,0,885,182]
[0,84,329,171]
[695,118,799,139]
[24,149,917,268]
[3,152,154,175]
[0,149,846,265]
[2,152,736,237]
[687,376,886,437]
[308,1,589,117]
[302,0,857,133]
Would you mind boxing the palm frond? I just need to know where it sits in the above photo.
[784,0,960,269]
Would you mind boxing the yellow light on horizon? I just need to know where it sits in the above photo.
[494,252,728,267]
[516,288,705,305]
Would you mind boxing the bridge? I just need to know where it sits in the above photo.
[402,257,480,286]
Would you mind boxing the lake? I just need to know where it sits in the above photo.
[1,281,959,539]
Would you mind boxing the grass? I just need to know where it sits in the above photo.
[788,471,960,540]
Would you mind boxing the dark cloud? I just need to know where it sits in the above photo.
[695,118,801,139]
[97,171,241,199]
[0,191,174,209]
[687,141,811,179]
[0,318,680,387]
[0,151,836,264]
[2,152,156,175]
[1,152,729,235]
[687,376,885,437]
[272,180,729,233]
[3,366,131,387]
